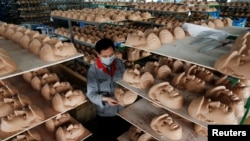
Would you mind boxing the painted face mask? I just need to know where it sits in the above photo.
[101,54,115,66]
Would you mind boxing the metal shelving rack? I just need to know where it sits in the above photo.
[0,0,19,24]
[16,0,51,24]
[0,35,92,141]
[219,1,250,27]
[46,0,81,10]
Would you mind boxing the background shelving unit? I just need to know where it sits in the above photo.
[46,0,84,10]
[219,1,250,27]
[181,1,220,19]
[51,15,110,43]
[117,79,208,128]
[1,0,93,25]
[51,15,130,48]
[0,29,92,140]
[122,35,232,71]
[90,1,137,10]
[16,0,51,24]
[0,0,19,24]
[20,120,92,141]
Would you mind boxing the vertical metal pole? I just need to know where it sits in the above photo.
[99,23,104,31]
[67,18,78,70]
[68,19,74,42]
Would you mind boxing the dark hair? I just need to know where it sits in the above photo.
[95,38,115,54]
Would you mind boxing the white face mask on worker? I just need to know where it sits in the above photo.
[101,54,115,66]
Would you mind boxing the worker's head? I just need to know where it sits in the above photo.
[95,38,116,66]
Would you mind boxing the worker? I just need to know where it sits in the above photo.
[86,38,130,141]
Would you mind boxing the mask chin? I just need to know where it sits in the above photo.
[101,55,115,66]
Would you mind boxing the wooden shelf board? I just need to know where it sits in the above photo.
[117,79,208,128]
[122,36,231,71]
[0,75,87,141]
[0,38,83,81]
[117,99,207,141]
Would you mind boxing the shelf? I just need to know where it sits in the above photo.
[220,14,250,18]
[48,2,81,5]
[54,33,124,48]
[190,10,218,13]
[74,40,95,48]
[18,8,50,11]
[9,114,92,141]
[92,3,135,7]
[51,16,88,23]
[105,4,135,7]
[134,8,189,14]
[0,75,87,141]
[117,79,208,128]
[30,118,92,141]
[127,18,157,26]
[122,36,231,71]
[53,34,70,41]
[51,16,117,26]
[117,98,207,141]
[16,0,43,5]
[20,14,50,18]
[0,38,83,81]
[74,39,124,48]
[53,33,70,39]
[220,5,250,9]
[127,17,155,22]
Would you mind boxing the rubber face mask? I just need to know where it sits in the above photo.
[101,54,115,66]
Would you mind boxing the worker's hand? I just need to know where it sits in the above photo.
[102,97,119,106]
